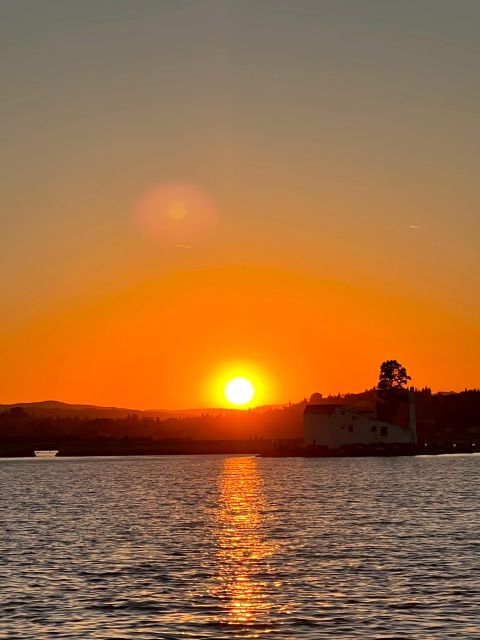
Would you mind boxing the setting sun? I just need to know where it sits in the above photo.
[208,361,273,409]
[224,377,255,406]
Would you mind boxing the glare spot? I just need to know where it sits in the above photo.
[168,201,188,221]
[134,182,218,246]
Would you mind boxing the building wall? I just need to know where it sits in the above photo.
[304,407,414,448]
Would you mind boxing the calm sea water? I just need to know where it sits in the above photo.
[0,454,479,639]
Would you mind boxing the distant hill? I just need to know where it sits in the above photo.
[0,401,145,420]
[0,400,282,421]
[1,390,479,457]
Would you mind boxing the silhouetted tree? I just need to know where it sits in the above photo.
[378,360,411,390]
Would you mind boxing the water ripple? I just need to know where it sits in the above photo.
[0,454,479,638]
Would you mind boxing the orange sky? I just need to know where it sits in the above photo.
[2,262,478,409]
[1,2,479,408]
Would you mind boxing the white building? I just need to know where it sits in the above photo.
[304,393,417,448]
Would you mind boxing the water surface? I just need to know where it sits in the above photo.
[0,454,479,639]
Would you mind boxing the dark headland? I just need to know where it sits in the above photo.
[1,388,479,458]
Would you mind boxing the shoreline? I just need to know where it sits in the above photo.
[0,441,478,459]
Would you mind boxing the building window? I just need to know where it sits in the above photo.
[380,426,388,437]
[371,425,377,432]
[348,425,354,432]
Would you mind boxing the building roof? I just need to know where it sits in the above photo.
[304,404,341,415]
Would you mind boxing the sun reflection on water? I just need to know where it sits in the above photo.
[211,456,277,633]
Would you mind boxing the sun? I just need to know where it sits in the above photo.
[224,377,255,406]
[209,361,271,409]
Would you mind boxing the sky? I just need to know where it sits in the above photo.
[1,0,479,409]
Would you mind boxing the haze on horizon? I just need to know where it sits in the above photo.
[1,1,479,410]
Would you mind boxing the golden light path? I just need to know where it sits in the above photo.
[210,457,279,633]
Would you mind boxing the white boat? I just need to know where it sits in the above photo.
[34,450,59,458]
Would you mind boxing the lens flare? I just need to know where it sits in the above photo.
[134,182,218,246]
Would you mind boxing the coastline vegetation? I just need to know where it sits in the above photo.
[1,387,479,457]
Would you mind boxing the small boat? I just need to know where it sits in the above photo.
[34,450,59,458]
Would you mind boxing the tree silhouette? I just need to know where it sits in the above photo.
[378,360,411,390]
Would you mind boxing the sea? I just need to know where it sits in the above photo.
[1,454,479,639]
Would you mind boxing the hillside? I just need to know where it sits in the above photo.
[0,389,479,457]
[0,400,252,421]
